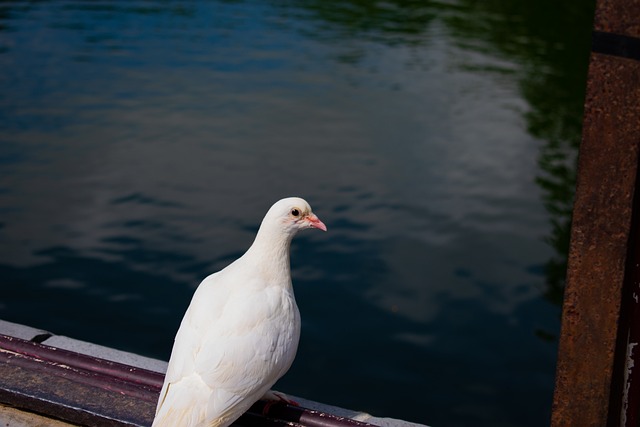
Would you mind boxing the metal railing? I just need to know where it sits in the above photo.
[0,334,379,427]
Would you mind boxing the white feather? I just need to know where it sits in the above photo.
[152,197,326,427]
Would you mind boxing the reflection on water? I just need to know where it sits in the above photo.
[0,1,594,426]
[439,0,594,332]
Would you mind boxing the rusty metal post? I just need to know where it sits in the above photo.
[551,1,640,426]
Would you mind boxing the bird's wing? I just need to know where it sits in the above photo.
[154,318,201,416]
[154,273,281,427]
[196,282,293,424]
[154,274,230,426]
[154,271,295,427]
[153,372,210,426]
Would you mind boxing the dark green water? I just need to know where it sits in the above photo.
[0,1,594,426]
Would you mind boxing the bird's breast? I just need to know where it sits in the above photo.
[208,284,300,371]
[247,286,300,360]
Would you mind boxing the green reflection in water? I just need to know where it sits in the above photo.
[276,0,596,326]
[440,0,596,329]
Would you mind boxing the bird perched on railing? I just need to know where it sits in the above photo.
[152,197,327,427]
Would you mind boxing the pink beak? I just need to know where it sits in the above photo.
[306,213,327,232]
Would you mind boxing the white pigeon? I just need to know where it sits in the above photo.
[152,197,327,427]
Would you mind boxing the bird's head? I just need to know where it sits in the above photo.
[246,197,327,272]
[263,197,327,237]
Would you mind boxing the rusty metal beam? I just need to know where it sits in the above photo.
[0,334,379,427]
[551,1,640,426]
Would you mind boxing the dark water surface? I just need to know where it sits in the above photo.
[0,1,594,426]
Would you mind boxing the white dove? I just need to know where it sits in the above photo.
[152,197,327,427]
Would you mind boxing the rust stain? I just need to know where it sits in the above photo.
[551,46,640,427]
[593,0,640,37]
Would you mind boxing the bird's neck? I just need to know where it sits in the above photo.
[244,225,294,287]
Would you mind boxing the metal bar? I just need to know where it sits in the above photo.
[0,334,380,427]
[0,346,159,403]
[0,349,154,426]
[592,31,640,61]
[252,401,379,427]
[237,411,305,427]
[0,388,132,427]
[550,0,640,425]
[0,334,163,390]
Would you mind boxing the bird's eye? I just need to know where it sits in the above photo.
[291,208,300,217]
